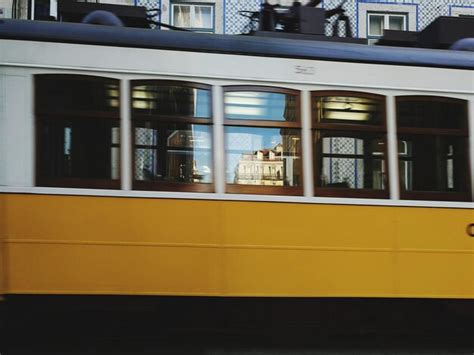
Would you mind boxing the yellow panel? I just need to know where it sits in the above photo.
[5,194,222,245]
[398,253,474,298]
[222,201,396,249]
[7,243,222,295]
[223,248,396,297]
[396,207,474,251]
[3,193,473,298]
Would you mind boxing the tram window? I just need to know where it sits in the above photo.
[396,96,470,201]
[312,92,388,198]
[36,75,120,189]
[132,81,213,192]
[225,91,298,122]
[224,87,302,195]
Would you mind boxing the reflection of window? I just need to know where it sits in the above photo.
[396,96,470,201]
[224,86,302,195]
[36,75,120,189]
[132,81,213,192]
[312,91,388,198]
[171,3,214,32]
[367,12,407,44]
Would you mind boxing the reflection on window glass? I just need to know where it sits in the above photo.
[225,127,301,187]
[132,84,211,118]
[36,76,119,113]
[315,132,386,190]
[36,75,121,188]
[39,120,120,180]
[134,123,212,184]
[396,98,465,129]
[313,96,383,125]
[225,91,297,122]
[398,136,466,193]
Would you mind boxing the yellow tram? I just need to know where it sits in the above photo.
[0,19,472,303]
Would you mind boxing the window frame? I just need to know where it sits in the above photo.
[35,74,121,189]
[312,90,389,199]
[395,95,471,202]
[223,85,303,196]
[170,2,215,33]
[367,12,408,45]
[358,2,414,45]
[131,79,214,193]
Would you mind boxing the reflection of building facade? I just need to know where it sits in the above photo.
[235,144,284,186]
[167,129,204,183]
[135,127,208,183]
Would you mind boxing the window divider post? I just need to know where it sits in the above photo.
[301,90,314,197]
[212,85,225,194]
[386,95,400,200]
[120,79,132,191]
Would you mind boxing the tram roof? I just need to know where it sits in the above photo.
[1,19,473,70]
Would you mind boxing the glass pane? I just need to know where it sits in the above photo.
[315,132,386,190]
[368,15,384,36]
[166,127,211,149]
[135,148,158,181]
[132,83,211,118]
[111,147,120,180]
[135,126,158,146]
[173,5,191,27]
[36,75,119,113]
[166,149,212,183]
[225,91,298,122]
[194,6,213,29]
[225,126,301,187]
[389,16,405,30]
[39,119,120,180]
[398,136,467,193]
[134,123,212,184]
[397,98,466,129]
[314,95,384,125]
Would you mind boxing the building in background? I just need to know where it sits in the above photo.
[2,0,473,39]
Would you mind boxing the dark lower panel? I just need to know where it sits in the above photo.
[1,295,473,349]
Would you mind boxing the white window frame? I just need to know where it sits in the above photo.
[367,12,407,44]
[358,3,417,43]
[171,2,215,33]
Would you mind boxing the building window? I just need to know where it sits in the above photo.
[367,12,407,44]
[358,2,417,44]
[132,80,213,192]
[396,96,470,201]
[36,75,120,189]
[450,6,474,18]
[224,86,302,195]
[171,3,214,32]
[312,91,388,198]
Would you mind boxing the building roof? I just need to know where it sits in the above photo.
[0,19,473,70]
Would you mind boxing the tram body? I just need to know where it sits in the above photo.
[0,20,473,301]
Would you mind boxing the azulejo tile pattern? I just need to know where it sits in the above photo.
[136,0,161,24]
[225,0,261,34]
